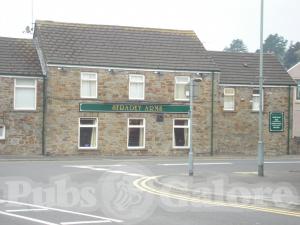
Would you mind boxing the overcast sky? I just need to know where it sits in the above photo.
[0,0,299,52]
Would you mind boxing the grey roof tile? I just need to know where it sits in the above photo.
[209,51,295,85]
[34,20,218,72]
[0,37,43,76]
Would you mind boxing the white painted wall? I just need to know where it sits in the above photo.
[288,63,300,137]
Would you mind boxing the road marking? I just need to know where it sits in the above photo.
[0,210,58,225]
[265,161,300,164]
[0,199,123,223]
[64,165,144,177]
[125,173,144,177]
[60,220,111,224]
[158,162,232,166]
[64,165,124,168]
[6,208,48,212]
[133,176,300,218]
[233,172,257,175]
[107,170,128,174]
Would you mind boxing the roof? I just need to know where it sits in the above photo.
[209,51,295,85]
[34,20,218,72]
[0,37,43,76]
[288,62,300,80]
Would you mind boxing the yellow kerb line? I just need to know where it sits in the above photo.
[133,176,300,218]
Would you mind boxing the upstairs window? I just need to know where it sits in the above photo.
[252,89,263,111]
[175,76,190,101]
[297,80,300,100]
[81,72,97,98]
[129,75,145,100]
[223,88,235,111]
[14,78,36,110]
[0,125,5,140]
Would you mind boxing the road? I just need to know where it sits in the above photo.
[0,157,299,224]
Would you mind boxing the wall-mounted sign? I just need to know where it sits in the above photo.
[79,103,189,113]
[269,112,284,132]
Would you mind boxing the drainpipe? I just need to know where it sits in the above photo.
[42,75,47,155]
[210,72,215,156]
[287,85,291,155]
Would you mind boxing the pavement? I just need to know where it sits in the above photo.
[1,153,300,161]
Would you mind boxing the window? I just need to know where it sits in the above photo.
[223,88,235,111]
[78,118,98,149]
[252,89,263,111]
[297,80,300,100]
[129,75,145,100]
[175,76,190,101]
[0,125,5,140]
[173,119,190,148]
[81,72,97,98]
[127,118,145,149]
[14,78,36,110]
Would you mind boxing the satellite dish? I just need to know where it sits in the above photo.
[25,26,31,33]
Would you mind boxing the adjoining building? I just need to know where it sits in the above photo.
[287,62,300,152]
[210,51,295,155]
[0,37,43,155]
[0,20,297,156]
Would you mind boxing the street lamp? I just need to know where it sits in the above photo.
[188,76,202,176]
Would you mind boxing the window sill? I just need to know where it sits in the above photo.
[223,109,236,112]
[78,147,98,150]
[128,99,145,101]
[127,147,147,151]
[80,97,98,100]
[14,109,37,112]
[174,99,189,102]
[172,147,190,150]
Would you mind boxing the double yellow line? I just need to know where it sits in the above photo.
[133,176,300,218]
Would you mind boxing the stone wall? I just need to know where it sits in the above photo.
[214,86,292,155]
[0,76,43,155]
[0,69,294,156]
[45,67,216,156]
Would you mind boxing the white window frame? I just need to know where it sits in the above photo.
[128,74,145,100]
[296,80,300,101]
[78,117,98,150]
[80,72,98,99]
[173,118,190,149]
[223,88,235,111]
[174,76,190,101]
[0,125,5,140]
[252,89,264,112]
[127,118,146,149]
[14,78,37,110]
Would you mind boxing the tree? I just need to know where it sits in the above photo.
[224,39,248,53]
[263,34,288,63]
[284,42,300,69]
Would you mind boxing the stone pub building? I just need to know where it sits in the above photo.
[0,20,297,156]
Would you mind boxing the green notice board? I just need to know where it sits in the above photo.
[80,103,189,113]
[269,112,284,132]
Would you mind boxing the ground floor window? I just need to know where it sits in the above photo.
[173,119,190,148]
[127,118,145,149]
[0,125,5,140]
[78,118,97,149]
